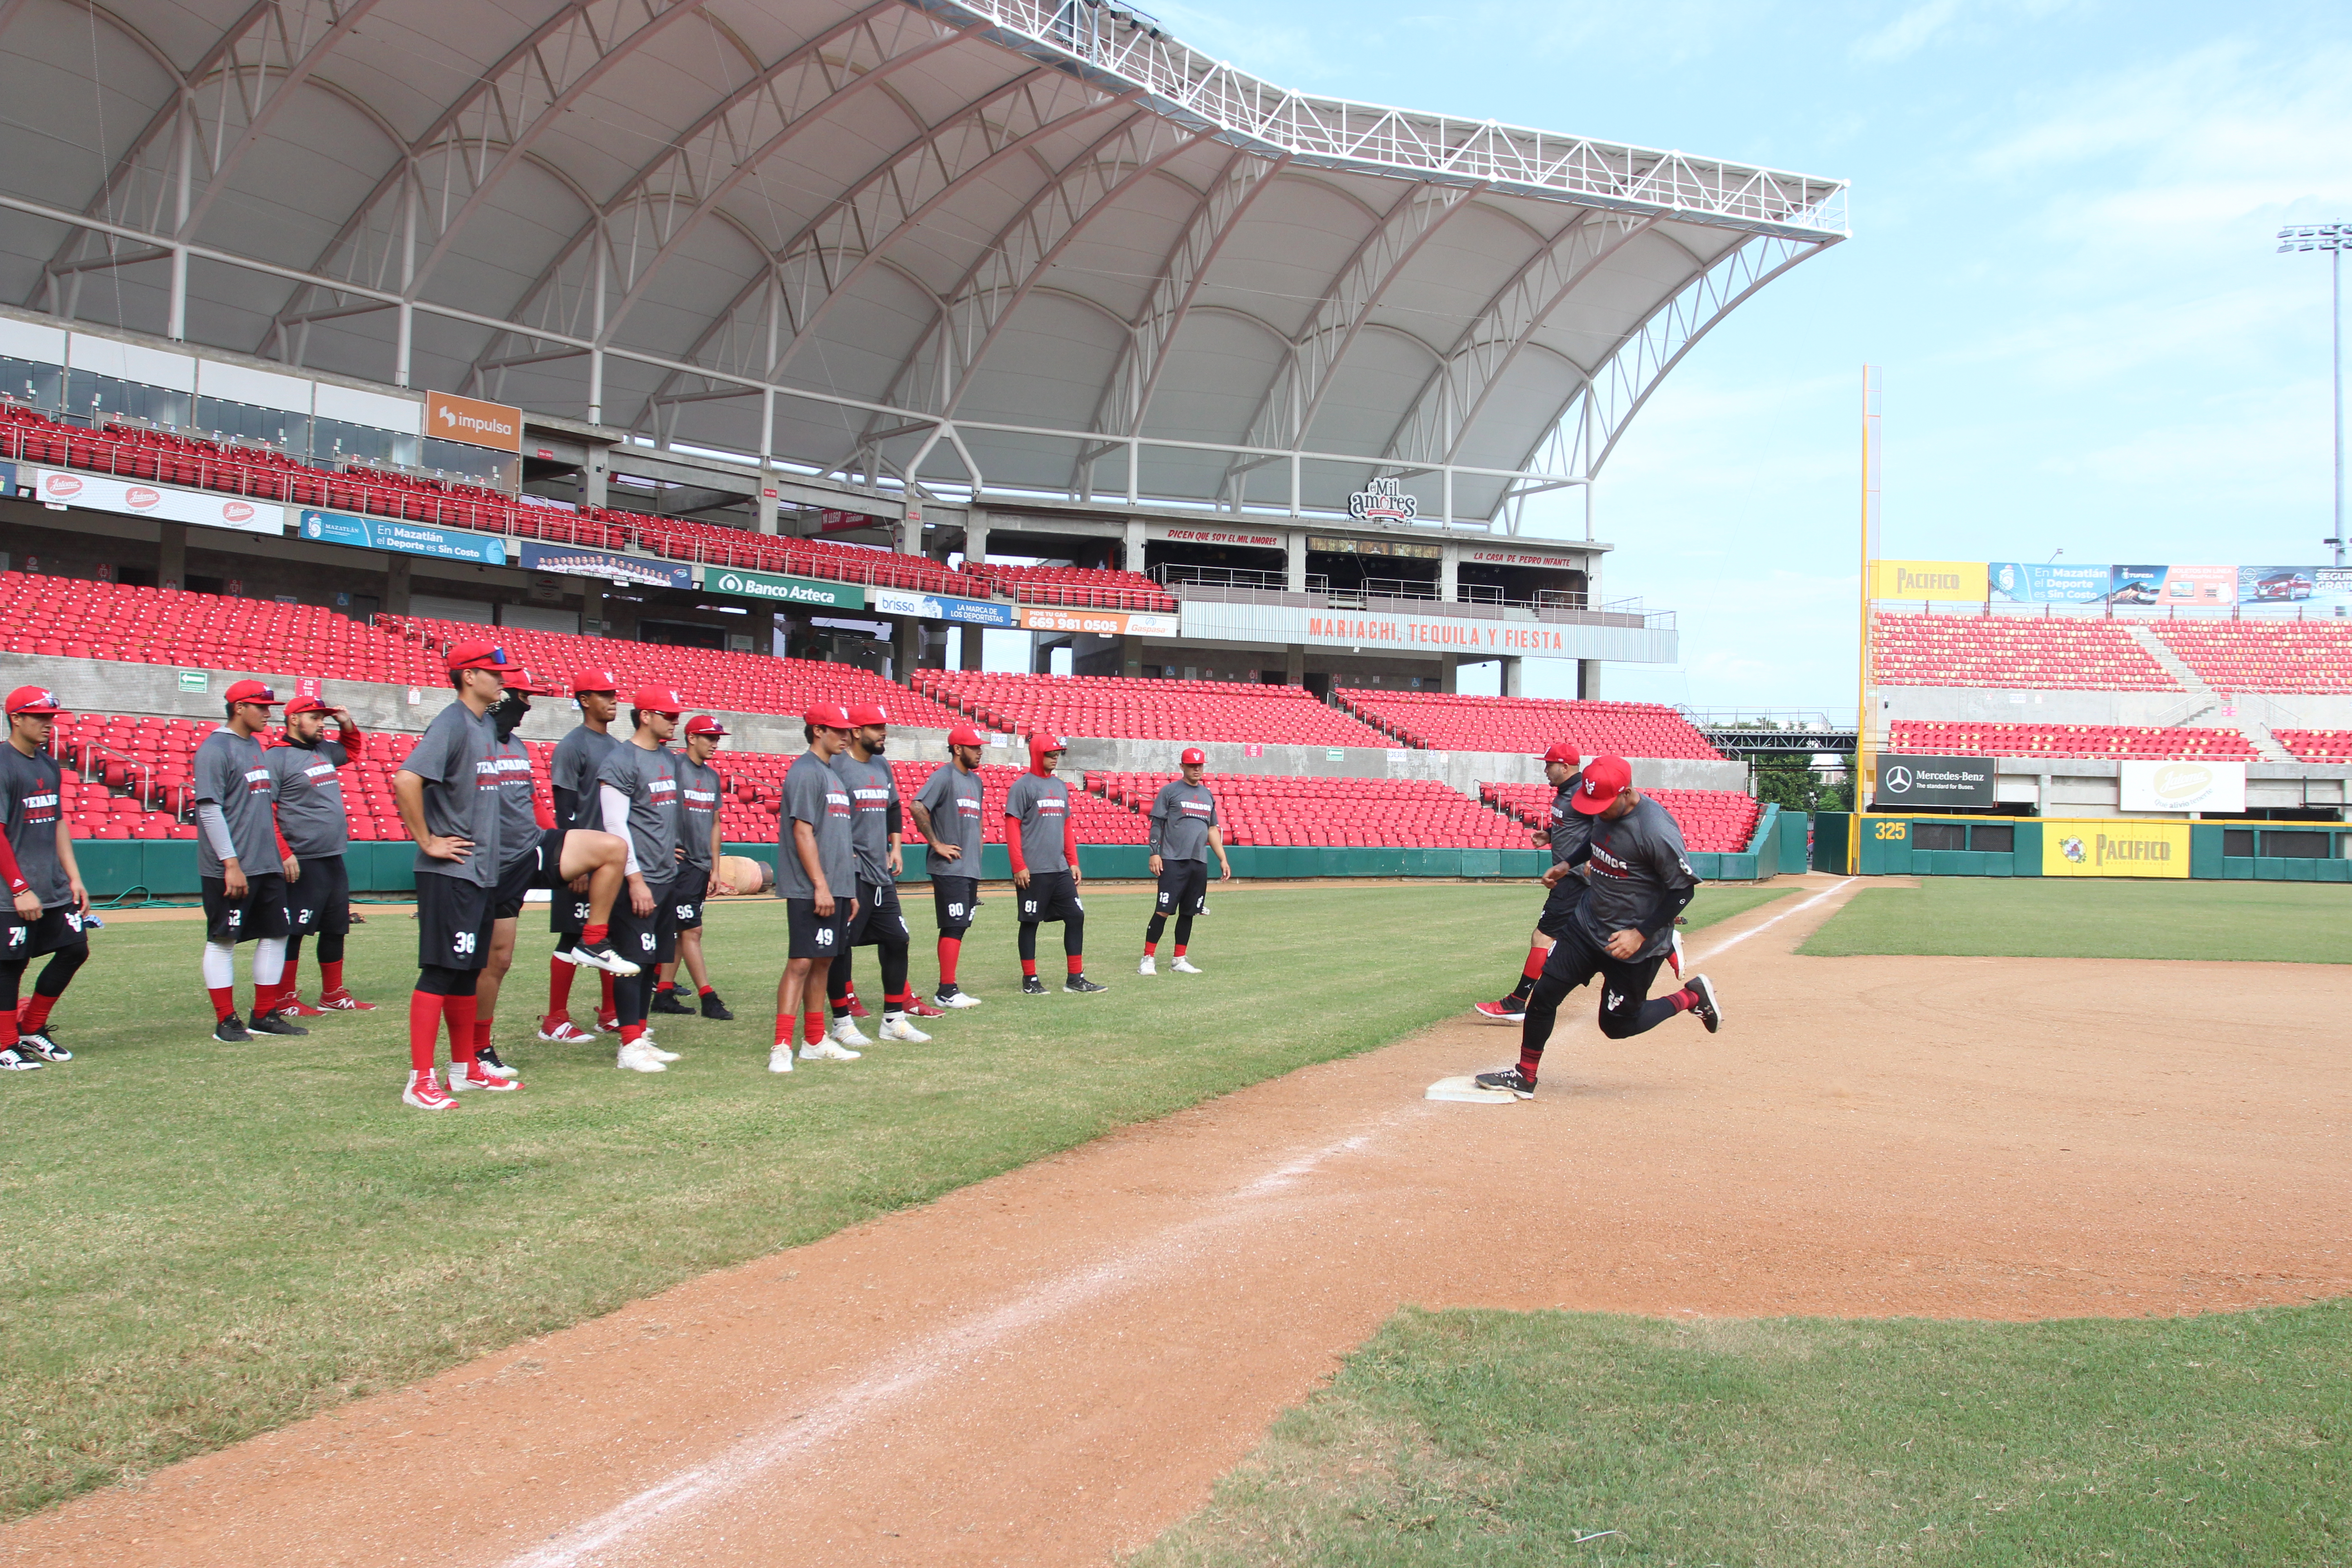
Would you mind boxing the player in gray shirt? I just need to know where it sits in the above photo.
[265,698,364,1014]
[195,680,299,1042]
[822,703,931,1045]
[1140,746,1231,975]
[1004,732,1103,995]
[541,667,622,1041]
[774,705,860,1070]
[597,687,686,1070]
[650,715,731,1021]
[1475,755,1721,1101]
[909,723,989,1008]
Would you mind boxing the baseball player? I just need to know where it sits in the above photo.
[195,679,304,1041]
[1475,743,1587,1022]
[1139,747,1230,975]
[539,669,627,1042]
[1476,755,1722,1099]
[773,704,861,1070]
[392,642,520,1109]
[909,723,987,1008]
[650,715,732,1021]
[1005,732,1104,995]
[265,698,367,1015]
[470,673,635,1083]
[0,686,89,1068]
[597,687,689,1073]
[822,703,936,1046]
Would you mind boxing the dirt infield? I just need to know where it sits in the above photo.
[8,874,2346,1568]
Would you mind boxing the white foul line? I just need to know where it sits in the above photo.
[1693,877,1857,963]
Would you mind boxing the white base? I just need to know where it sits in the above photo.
[1426,1074,1519,1103]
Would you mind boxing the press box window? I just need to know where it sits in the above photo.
[2259,830,2328,860]
[1970,824,2014,853]
[2223,829,2256,857]
[1910,822,1966,852]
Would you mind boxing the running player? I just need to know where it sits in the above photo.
[473,673,634,1083]
[0,687,88,1068]
[823,703,934,1046]
[909,723,987,1008]
[540,669,623,1043]
[196,680,304,1041]
[650,714,732,1021]
[265,698,367,1016]
[598,687,688,1073]
[774,704,860,1070]
[1139,747,1230,975]
[392,643,516,1110]
[1005,733,1103,995]
[1475,743,1585,1022]
[1475,755,1722,1099]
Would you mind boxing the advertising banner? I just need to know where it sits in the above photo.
[36,469,286,537]
[1870,753,1996,810]
[2239,564,2352,608]
[1987,561,2121,604]
[1176,599,1671,663]
[1017,605,1179,637]
[2042,821,2191,878]
[424,391,524,452]
[1151,524,1283,549]
[2118,760,2246,814]
[515,540,690,590]
[706,566,864,610]
[872,587,1019,627]
[0,460,15,495]
[299,510,506,564]
[1871,560,1989,602]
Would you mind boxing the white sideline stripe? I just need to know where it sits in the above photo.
[1692,877,1856,964]
[503,1121,1397,1568]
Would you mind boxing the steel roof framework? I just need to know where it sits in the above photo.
[0,0,1847,532]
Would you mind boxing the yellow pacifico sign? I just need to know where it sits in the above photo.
[1870,559,1989,602]
[2041,821,2191,878]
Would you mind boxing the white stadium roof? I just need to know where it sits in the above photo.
[0,0,1847,529]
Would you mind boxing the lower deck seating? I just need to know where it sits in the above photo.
[1480,782,1762,853]
[1889,720,2259,760]
[914,671,1396,748]
[2274,729,2352,763]
[1337,689,1724,760]
[1087,772,1521,848]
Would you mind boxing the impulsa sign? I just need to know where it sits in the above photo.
[425,391,524,452]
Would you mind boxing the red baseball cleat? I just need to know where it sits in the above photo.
[318,989,377,1011]
[904,1000,946,1019]
[402,1071,458,1111]
[280,997,329,1017]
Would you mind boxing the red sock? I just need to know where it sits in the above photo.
[621,1021,645,1046]
[210,986,237,1022]
[1143,941,1157,956]
[278,960,299,1006]
[774,1013,794,1047]
[699,985,715,997]
[0,1005,16,1046]
[1669,988,1697,1014]
[444,994,479,1065]
[251,978,278,1017]
[1521,945,1546,984]
[475,1017,494,1054]
[803,1010,825,1044]
[20,993,57,1032]
[1021,958,1038,979]
[938,936,960,984]
[886,990,910,1009]
[321,959,344,994]
[549,954,577,1014]
[1518,1043,1542,1082]
[583,922,609,946]
[1172,945,1186,959]
[408,991,444,1073]
[1067,953,1085,976]
[600,971,615,1011]
[656,980,676,995]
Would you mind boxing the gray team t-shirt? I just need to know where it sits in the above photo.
[0,743,68,906]
[1148,779,1218,863]
[1575,794,1697,960]
[490,734,541,865]
[1004,771,1071,875]
[402,702,502,887]
[829,750,897,888]
[549,723,619,831]
[913,762,984,869]
[597,741,681,882]
[1547,770,1589,869]
[194,728,280,877]
[776,750,856,900]
[671,752,722,871]
[265,739,353,860]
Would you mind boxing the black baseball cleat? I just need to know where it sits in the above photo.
[1687,974,1722,1034]
[699,990,735,1021]
[478,1044,512,1073]
[651,988,691,1015]
[1474,1066,1537,1099]
[15,1030,70,1062]
[211,1013,252,1043]
[1020,976,1048,996]
[1063,975,1107,994]
[567,939,642,977]
[250,1010,310,1038]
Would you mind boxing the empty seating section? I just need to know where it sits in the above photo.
[0,400,987,599]
[912,671,1396,748]
[43,712,440,840]
[1336,690,1722,760]
[1889,720,2258,760]
[715,759,1146,845]
[963,561,1175,612]
[2147,621,2352,693]
[0,573,442,682]
[1087,772,1520,848]
[1480,782,1762,853]
[1869,612,2176,690]
[2274,730,2352,763]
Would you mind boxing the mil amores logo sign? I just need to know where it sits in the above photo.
[1870,753,1995,809]
[1347,475,1418,524]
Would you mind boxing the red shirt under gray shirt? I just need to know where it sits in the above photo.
[1003,770,1074,874]
[1572,793,1698,960]
[0,742,69,906]
[776,750,856,901]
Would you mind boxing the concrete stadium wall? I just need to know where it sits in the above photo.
[1985,758,2348,818]
[1882,685,2352,731]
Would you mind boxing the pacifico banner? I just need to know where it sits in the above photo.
[2042,821,2191,878]
[2118,759,2246,814]
[1886,559,2352,608]
[1869,560,1989,601]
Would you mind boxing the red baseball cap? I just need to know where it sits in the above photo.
[1180,747,1206,766]
[1542,741,1580,767]
[1028,730,1066,760]
[847,702,890,727]
[804,703,853,730]
[684,715,727,738]
[571,668,619,695]
[632,686,684,716]
[284,696,333,716]
[1570,755,1632,815]
[445,640,511,675]
[503,669,553,696]
[947,723,986,747]
[5,686,65,717]
[223,679,285,706]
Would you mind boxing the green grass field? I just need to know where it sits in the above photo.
[1802,878,2352,964]
[0,879,1782,1521]
[1137,1302,2352,1568]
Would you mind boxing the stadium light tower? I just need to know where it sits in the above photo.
[2278,223,2348,568]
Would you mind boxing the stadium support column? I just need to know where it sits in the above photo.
[1119,634,1143,677]
[581,578,605,635]
[1284,644,1305,686]
[583,446,609,509]
[1285,532,1307,593]
[1577,660,1601,700]
[1438,652,1458,693]
[894,617,921,681]
[959,620,985,670]
[383,555,411,617]
[1500,657,1524,697]
[1122,516,1147,574]
[157,522,186,592]
[965,509,990,567]
[1439,542,1460,603]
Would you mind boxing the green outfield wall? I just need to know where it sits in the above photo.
[1818,814,2352,882]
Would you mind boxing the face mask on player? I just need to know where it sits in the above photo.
[491,689,531,739]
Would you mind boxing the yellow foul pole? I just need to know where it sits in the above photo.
[1852,365,1881,872]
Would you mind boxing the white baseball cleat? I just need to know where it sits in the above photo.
[1171,957,1204,974]
[799,1038,861,1062]
[1138,955,1157,975]
[767,1047,795,1073]
[615,1039,667,1073]
[537,1019,597,1043]
[879,1014,932,1043]
[642,1041,681,1063]
[828,1016,874,1048]
[934,990,982,1008]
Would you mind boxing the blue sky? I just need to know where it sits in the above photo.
[1122,0,2352,714]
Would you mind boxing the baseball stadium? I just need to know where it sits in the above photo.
[0,0,2345,1561]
